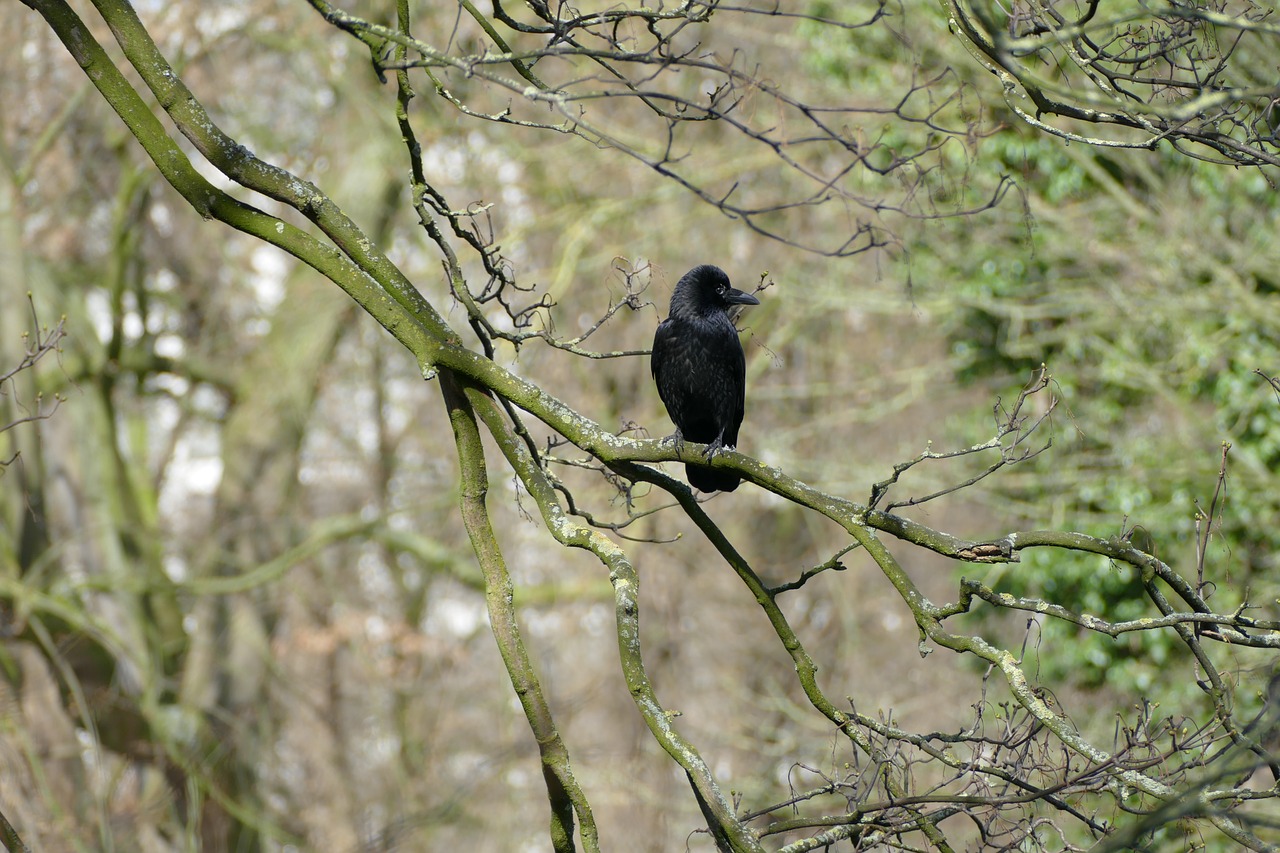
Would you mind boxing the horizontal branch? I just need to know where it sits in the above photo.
[957,579,1279,645]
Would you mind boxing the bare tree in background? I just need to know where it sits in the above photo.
[944,0,1280,168]
[6,1,1279,851]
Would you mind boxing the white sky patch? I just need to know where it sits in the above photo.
[425,595,487,638]
[191,154,239,192]
[357,546,397,602]
[190,384,226,418]
[364,613,390,644]
[447,750,488,781]
[880,609,902,633]
[355,404,380,455]
[580,603,609,636]
[152,267,178,292]
[121,306,145,342]
[193,5,250,39]
[159,431,224,518]
[518,839,553,853]
[355,420,379,457]
[149,202,173,235]
[424,140,468,183]
[250,245,288,312]
[382,377,416,436]
[150,394,182,436]
[243,317,271,338]
[164,554,189,583]
[154,333,186,360]
[173,447,223,495]
[523,609,565,639]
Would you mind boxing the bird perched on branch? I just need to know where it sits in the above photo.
[651,264,760,492]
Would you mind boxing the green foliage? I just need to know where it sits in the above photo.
[799,0,1001,211]
[923,128,1280,693]
[797,0,1280,707]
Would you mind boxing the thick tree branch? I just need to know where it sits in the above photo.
[440,372,596,853]
[451,376,759,852]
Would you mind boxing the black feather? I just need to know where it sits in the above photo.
[651,265,760,492]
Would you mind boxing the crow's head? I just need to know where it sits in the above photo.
[669,264,760,320]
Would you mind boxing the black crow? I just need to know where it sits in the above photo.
[651,265,760,492]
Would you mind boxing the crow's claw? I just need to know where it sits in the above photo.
[701,438,733,459]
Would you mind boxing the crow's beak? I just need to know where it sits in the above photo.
[724,288,760,306]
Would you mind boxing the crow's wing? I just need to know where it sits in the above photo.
[653,315,746,446]
[652,317,695,433]
[722,324,747,448]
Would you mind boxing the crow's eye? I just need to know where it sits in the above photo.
[716,285,726,295]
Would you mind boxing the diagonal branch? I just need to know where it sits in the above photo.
[440,372,596,853]
[457,375,762,853]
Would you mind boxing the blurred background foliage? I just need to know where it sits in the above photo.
[926,118,1280,694]
[1,0,1277,850]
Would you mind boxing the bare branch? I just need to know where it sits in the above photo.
[947,0,1280,168]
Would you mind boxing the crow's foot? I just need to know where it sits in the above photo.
[701,437,735,459]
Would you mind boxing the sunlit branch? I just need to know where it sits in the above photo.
[440,372,598,853]
[457,374,762,851]
[955,579,1279,642]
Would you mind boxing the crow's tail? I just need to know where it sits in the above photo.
[686,464,741,493]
